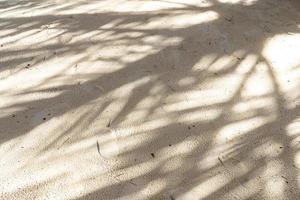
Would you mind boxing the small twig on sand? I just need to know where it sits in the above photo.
[96,141,101,155]
[129,180,137,186]
[218,156,225,166]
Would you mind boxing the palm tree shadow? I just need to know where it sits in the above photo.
[0,0,300,199]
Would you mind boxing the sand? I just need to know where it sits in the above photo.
[0,0,300,199]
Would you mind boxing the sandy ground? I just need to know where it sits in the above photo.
[0,0,300,199]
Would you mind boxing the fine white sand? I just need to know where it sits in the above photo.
[0,0,300,199]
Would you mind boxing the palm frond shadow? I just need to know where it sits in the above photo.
[0,0,300,199]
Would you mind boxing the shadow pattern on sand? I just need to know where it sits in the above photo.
[0,0,300,199]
